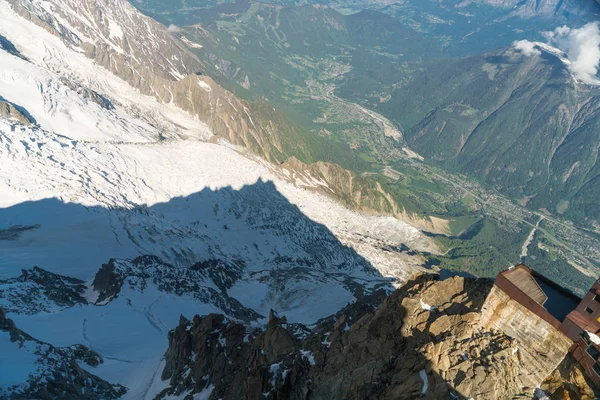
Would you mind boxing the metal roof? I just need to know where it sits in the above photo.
[504,266,548,305]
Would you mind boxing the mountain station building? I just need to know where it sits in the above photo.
[481,264,600,389]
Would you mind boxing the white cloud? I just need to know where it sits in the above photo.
[167,24,181,33]
[513,39,542,56]
[543,25,571,40]
[545,22,600,85]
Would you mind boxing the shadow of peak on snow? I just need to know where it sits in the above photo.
[0,178,389,286]
[0,34,28,61]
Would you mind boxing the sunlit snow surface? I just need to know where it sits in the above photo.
[0,0,436,397]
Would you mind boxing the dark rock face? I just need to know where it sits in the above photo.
[159,312,312,400]
[0,309,126,399]
[92,259,126,304]
[159,273,595,400]
[159,289,391,399]
[189,259,245,292]
[20,267,87,306]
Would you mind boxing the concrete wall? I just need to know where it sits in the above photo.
[480,285,574,388]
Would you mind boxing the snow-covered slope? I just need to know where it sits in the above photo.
[0,309,127,399]
[0,0,438,397]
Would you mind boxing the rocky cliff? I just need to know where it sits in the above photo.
[157,273,598,400]
[281,157,451,234]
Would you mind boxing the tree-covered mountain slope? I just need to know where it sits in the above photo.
[342,46,600,227]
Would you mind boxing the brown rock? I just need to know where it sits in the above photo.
[429,315,451,338]
[541,354,600,400]
[0,100,34,125]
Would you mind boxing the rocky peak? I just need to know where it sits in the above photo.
[268,309,287,325]
[159,311,310,400]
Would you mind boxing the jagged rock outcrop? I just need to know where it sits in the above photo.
[158,289,388,400]
[0,267,88,315]
[59,77,113,110]
[0,100,33,125]
[157,273,584,400]
[0,308,126,399]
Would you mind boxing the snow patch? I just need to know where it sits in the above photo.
[269,362,282,387]
[193,384,214,400]
[300,350,316,366]
[587,331,600,345]
[82,283,100,304]
[419,369,428,394]
[198,80,211,91]
[420,299,436,311]
[107,18,124,40]
[181,36,203,49]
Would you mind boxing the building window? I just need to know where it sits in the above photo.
[586,307,594,314]
[594,363,600,377]
[594,294,600,303]
[588,345,600,360]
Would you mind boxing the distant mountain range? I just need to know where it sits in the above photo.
[354,45,600,226]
